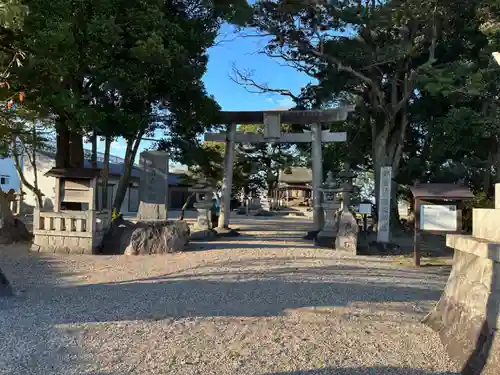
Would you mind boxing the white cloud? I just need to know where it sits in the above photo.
[265,96,296,110]
[276,97,295,109]
[111,141,126,151]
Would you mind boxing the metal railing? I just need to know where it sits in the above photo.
[43,145,137,166]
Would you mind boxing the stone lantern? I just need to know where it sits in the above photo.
[189,179,214,230]
[316,171,343,244]
[337,162,355,210]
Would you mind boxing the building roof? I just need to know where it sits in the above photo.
[39,150,185,185]
[45,167,102,179]
[278,167,312,184]
[410,183,474,200]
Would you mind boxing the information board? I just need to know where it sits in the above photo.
[358,203,372,215]
[420,204,457,232]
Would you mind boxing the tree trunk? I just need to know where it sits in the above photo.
[91,131,98,209]
[112,135,142,213]
[55,119,84,169]
[90,131,98,169]
[101,136,112,211]
[55,119,70,168]
[0,266,13,297]
[372,123,404,238]
[69,130,84,168]
[178,192,195,220]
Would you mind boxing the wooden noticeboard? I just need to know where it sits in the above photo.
[410,183,473,267]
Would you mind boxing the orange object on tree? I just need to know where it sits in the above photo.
[19,91,24,103]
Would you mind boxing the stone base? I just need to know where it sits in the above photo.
[124,220,190,255]
[335,233,357,253]
[423,250,500,375]
[31,232,102,254]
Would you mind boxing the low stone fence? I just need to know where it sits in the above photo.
[31,209,111,254]
[423,191,500,375]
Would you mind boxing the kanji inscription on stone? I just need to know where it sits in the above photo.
[377,166,392,243]
[137,151,169,221]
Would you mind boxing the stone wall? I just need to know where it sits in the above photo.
[423,249,499,374]
[423,184,500,375]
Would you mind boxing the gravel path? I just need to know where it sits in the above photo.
[0,216,459,375]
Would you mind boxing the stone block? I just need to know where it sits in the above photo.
[124,220,190,255]
[424,246,500,375]
[473,208,500,242]
[447,234,500,263]
[496,184,500,209]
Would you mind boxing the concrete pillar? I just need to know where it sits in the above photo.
[311,123,324,231]
[218,123,236,228]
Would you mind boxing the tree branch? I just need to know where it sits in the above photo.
[393,7,438,115]
[230,64,302,102]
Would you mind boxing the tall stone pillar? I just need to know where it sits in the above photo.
[218,123,236,228]
[137,151,169,221]
[311,123,324,231]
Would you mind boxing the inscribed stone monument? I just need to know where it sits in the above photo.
[137,151,169,221]
[377,166,392,243]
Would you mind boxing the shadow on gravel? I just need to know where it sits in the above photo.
[192,241,318,251]
[14,261,448,324]
[0,245,87,375]
[265,367,458,374]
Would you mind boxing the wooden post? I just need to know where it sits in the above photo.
[414,198,421,267]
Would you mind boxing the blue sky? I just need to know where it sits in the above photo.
[85,24,314,167]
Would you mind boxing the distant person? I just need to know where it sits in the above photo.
[211,197,220,228]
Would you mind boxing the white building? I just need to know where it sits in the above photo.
[0,156,21,192]
[1,147,192,215]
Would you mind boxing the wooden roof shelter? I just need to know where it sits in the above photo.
[410,183,474,200]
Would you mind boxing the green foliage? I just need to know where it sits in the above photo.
[111,208,121,222]
[241,0,500,213]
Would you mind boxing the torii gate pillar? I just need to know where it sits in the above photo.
[218,123,236,228]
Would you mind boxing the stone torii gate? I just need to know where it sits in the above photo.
[204,107,355,231]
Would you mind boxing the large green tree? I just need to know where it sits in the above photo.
[14,0,250,211]
[238,0,495,229]
[0,0,29,297]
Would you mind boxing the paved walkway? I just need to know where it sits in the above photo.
[0,216,459,375]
